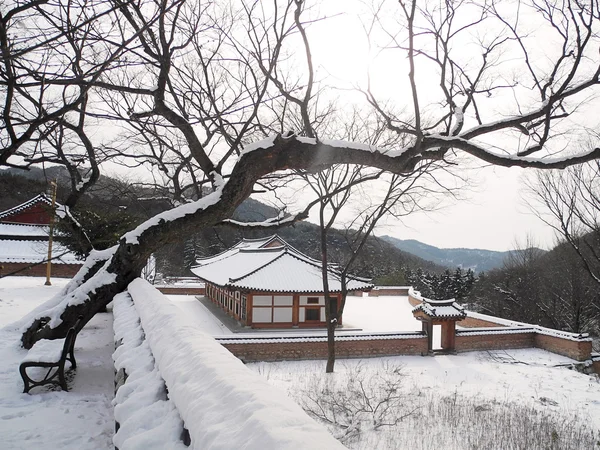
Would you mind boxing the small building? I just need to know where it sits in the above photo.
[0,194,82,277]
[191,235,372,328]
[412,298,466,353]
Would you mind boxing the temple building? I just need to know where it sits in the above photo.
[191,235,372,328]
[0,194,82,277]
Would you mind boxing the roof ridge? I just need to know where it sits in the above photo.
[239,234,279,243]
[283,247,371,284]
[0,193,59,221]
[192,247,240,266]
[227,248,285,283]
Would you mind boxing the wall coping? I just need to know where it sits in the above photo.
[216,331,425,345]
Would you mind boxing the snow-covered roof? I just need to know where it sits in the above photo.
[192,235,372,293]
[0,223,49,237]
[0,193,67,223]
[412,298,467,320]
[0,239,81,264]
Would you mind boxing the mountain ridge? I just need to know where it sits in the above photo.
[380,235,546,272]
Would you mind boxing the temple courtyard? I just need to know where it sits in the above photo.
[0,277,599,449]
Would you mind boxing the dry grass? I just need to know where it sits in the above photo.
[257,362,599,450]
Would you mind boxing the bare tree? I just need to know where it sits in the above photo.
[528,161,600,285]
[469,235,599,335]
[0,0,598,348]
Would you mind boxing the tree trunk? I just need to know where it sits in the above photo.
[319,205,336,373]
[325,315,336,373]
[20,241,149,348]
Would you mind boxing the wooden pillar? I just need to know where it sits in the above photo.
[247,294,253,327]
[292,294,299,326]
[422,320,433,353]
[441,321,456,352]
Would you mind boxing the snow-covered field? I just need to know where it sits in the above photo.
[0,277,114,450]
[168,291,600,448]
[1,278,599,450]
[248,352,600,449]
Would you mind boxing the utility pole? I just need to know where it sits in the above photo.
[45,180,58,286]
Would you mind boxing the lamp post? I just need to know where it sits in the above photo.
[45,180,58,286]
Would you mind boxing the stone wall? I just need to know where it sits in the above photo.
[405,288,595,366]
[219,333,429,362]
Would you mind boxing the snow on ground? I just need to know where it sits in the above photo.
[165,292,600,446]
[248,350,600,448]
[168,294,422,336]
[342,296,421,331]
[167,295,231,335]
[0,277,114,450]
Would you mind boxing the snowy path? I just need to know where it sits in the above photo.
[0,277,114,450]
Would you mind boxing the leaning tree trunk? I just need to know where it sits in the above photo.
[19,137,286,348]
[22,133,566,349]
[20,241,151,348]
[20,188,244,348]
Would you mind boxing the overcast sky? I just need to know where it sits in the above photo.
[96,0,564,253]
[375,166,557,251]
[293,1,567,252]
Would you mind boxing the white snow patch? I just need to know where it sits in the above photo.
[128,279,345,450]
[112,292,187,450]
[0,277,114,449]
[240,135,277,155]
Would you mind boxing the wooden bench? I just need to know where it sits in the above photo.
[19,318,83,394]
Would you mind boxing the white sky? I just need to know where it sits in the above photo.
[94,0,587,253]
[291,0,576,252]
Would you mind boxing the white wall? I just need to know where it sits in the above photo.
[273,307,293,322]
[252,308,272,323]
[128,279,345,450]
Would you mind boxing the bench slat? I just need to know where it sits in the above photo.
[22,339,66,364]
[20,316,83,394]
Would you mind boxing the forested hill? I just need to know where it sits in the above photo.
[381,236,546,272]
[157,196,445,282]
[0,169,443,282]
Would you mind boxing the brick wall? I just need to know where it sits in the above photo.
[534,333,592,362]
[0,262,81,278]
[220,335,429,362]
[455,330,535,352]
[156,286,205,296]
[370,287,410,297]
[461,316,508,328]
[593,356,600,375]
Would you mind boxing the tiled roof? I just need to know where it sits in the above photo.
[412,298,467,320]
[192,235,372,293]
[0,223,49,237]
[0,239,82,264]
[0,193,67,223]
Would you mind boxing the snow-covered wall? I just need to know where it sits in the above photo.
[127,279,345,450]
[112,292,188,449]
[408,288,592,361]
